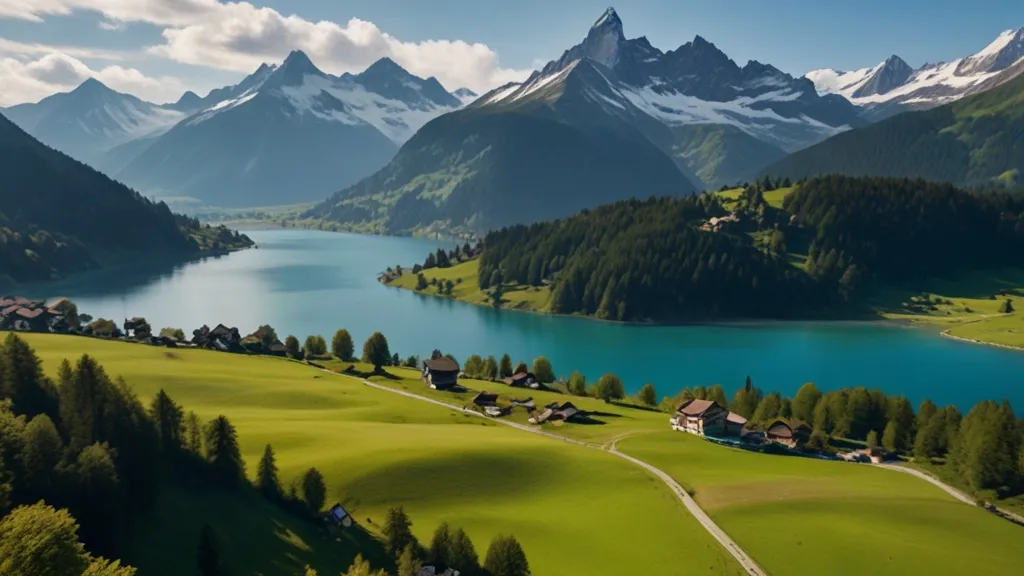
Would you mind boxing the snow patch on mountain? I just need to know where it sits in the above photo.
[807,27,1024,110]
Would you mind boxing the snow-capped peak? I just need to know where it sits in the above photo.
[806,27,1024,111]
[584,7,626,68]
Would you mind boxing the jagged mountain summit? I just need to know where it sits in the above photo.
[2,79,191,169]
[112,50,464,208]
[807,27,1024,118]
[307,7,863,234]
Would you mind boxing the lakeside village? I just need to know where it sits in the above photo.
[3,294,894,466]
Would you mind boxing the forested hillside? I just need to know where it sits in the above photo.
[469,176,1024,322]
[478,196,830,321]
[0,113,251,284]
[786,175,1024,285]
[763,73,1024,185]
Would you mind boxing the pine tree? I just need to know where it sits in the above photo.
[149,389,184,453]
[499,354,513,378]
[429,521,452,566]
[197,523,226,576]
[447,528,479,575]
[301,467,326,513]
[397,543,422,576]
[383,506,415,555]
[483,534,530,576]
[21,414,63,500]
[0,334,57,420]
[185,412,203,455]
[204,416,244,488]
[256,444,281,498]
[482,356,499,381]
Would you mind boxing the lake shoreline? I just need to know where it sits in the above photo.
[939,330,1024,353]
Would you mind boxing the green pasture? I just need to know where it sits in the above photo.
[617,431,1024,576]
[16,333,740,576]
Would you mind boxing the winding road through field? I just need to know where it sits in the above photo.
[354,377,767,576]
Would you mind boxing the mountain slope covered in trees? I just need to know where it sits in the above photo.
[470,175,1024,322]
[0,113,250,284]
[764,73,1024,185]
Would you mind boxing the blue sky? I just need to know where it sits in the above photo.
[0,0,1021,106]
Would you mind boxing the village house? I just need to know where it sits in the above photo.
[0,297,66,333]
[764,419,812,448]
[472,391,499,408]
[422,357,460,390]
[192,323,242,352]
[503,371,537,388]
[725,412,748,436]
[533,401,586,424]
[671,399,729,436]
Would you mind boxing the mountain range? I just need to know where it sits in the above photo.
[762,69,1024,186]
[306,7,865,234]
[806,27,1024,119]
[2,52,467,208]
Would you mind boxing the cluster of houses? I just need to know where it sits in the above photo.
[670,398,812,449]
[421,358,589,425]
[0,296,70,333]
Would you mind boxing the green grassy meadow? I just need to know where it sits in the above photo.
[16,333,741,576]
[715,186,794,210]
[325,361,670,445]
[386,258,552,313]
[617,431,1024,576]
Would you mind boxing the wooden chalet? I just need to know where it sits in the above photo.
[422,357,459,390]
[533,402,586,424]
[503,371,536,388]
[671,399,728,436]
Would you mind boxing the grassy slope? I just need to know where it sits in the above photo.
[17,333,740,576]
[714,186,794,210]
[872,268,1024,349]
[386,259,552,313]
[618,432,1023,576]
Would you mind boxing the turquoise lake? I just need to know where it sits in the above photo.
[27,229,1024,410]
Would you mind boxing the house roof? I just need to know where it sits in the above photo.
[15,308,45,319]
[472,392,499,405]
[424,357,459,372]
[726,412,748,425]
[766,420,794,438]
[679,399,725,417]
[1,305,21,317]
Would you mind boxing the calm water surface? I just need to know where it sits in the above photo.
[28,229,1024,410]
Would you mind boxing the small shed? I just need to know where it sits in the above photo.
[472,391,499,408]
[327,503,352,527]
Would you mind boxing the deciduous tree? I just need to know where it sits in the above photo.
[362,332,392,372]
[301,467,326,513]
[332,329,355,361]
[531,357,554,384]
[594,374,625,402]
[568,371,587,397]
[483,534,530,576]
[638,383,657,407]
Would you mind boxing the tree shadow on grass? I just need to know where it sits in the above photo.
[608,401,664,414]
[126,481,392,576]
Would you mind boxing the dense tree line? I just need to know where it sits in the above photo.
[786,175,1024,286]
[668,377,1023,498]
[479,196,829,321]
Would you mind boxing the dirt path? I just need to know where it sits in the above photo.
[354,377,766,575]
[872,463,1024,525]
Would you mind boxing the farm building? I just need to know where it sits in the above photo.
[764,420,811,448]
[671,399,728,436]
[422,357,460,390]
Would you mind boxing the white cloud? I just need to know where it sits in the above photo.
[0,0,532,93]
[0,51,186,106]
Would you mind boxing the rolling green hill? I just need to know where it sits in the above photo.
[0,113,251,284]
[763,73,1024,184]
